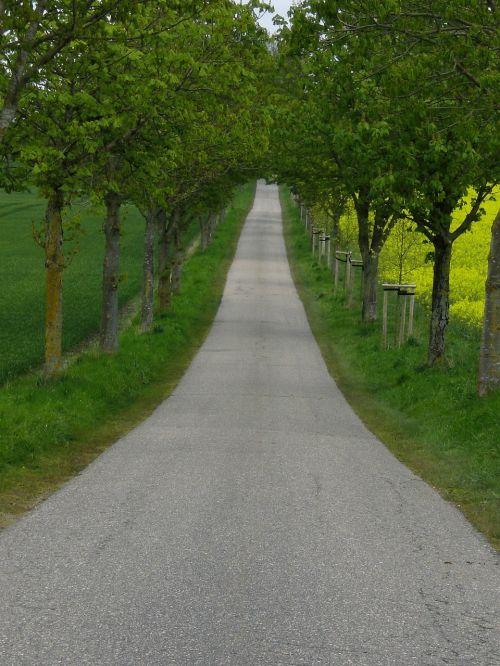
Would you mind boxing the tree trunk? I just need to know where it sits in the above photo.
[171,253,183,294]
[478,210,500,395]
[200,213,211,251]
[140,206,157,333]
[330,210,341,278]
[428,237,453,366]
[361,252,379,323]
[0,104,17,137]
[0,7,44,140]
[43,188,65,376]
[100,191,121,353]
[355,194,379,323]
[157,209,174,313]
[209,211,217,240]
[171,224,183,294]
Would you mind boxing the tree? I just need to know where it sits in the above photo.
[479,209,500,395]
[0,0,132,137]
[273,5,408,322]
[2,0,272,373]
[4,2,208,368]
[277,0,499,360]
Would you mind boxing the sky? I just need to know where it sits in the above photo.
[256,1,294,33]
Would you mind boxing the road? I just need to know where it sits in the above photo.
[0,182,499,665]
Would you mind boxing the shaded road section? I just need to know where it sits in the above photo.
[0,182,499,665]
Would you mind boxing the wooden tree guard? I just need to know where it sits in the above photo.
[334,251,351,292]
[319,233,329,263]
[320,235,331,266]
[312,228,321,256]
[308,212,314,237]
[347,257,364,308]
[382,283,417,349]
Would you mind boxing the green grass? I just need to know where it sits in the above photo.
[281,186,500,550]
[0,182,256,527]
[0,191,146,382]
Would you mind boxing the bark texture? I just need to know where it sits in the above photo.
[0,105,16,135]
[428,238,453,366]
[100,191,122,353]
[355,193,378,323]
[479,210,500,395]
[361,254,379,323]
[43,188,65,376]
[140,206,157,333]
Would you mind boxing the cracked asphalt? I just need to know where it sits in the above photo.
[0,182,499,665]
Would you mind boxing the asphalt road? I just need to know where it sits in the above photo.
[0,182,499,665]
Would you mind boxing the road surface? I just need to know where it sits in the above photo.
[0,182,499,665]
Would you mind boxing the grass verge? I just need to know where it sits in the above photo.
[280,186,500,551]
[0,181,256,529]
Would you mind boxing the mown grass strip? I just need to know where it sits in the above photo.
[0,182,256,528]
[280,186,500,550]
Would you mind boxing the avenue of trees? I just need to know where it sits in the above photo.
[1,1,499,397]
[0,1,272,376]
[269,0,499,394]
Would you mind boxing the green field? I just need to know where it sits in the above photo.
[281,187,500,549]
[0,191,145,383]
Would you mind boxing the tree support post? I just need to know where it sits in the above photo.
[479,210,500,396]
[408,294,415,338]
[344,251,352,295]
[398,293,407,348]
[312,229,321,257]
[382,284,416,349]
[382,289,389,349]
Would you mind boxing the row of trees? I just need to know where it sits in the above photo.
[269,0,499,394]
[0,0,272,376]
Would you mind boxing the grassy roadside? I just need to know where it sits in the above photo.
[0,182,256,529]
[280,186,500,550]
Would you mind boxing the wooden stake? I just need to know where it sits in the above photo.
[334,256,340,291]
[398,294,407,348]
[382,290,388,349]
[345,253,352,295]
[348,267,354,308]
[408,294,415,339]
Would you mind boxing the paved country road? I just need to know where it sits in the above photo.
[0,183,499,666]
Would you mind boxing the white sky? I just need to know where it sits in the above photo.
[256,1,294,33]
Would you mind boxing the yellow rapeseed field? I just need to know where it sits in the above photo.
[378,193,499,328]
[324,193,498,329]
